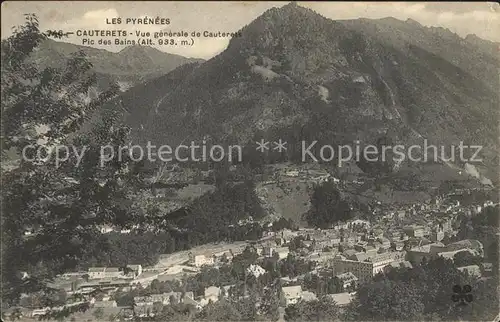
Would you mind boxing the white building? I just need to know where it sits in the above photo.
[247,264,266,278]
[189,253,215,267]
[327,292,354,307]
[332,252,406,284]
[87,267,122,280]
[276,247,290,259]
[134,292,191,306]
[403,225,425,238]
[282,285,303,306]
[261,246,275,257]
[349,219,371,228]
[285,170,299,177]
[204,286,222,302]
[458,265,482,278]
[93,300,117,308]
[301,291,317,302]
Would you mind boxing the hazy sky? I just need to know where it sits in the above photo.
[1,1,499,59]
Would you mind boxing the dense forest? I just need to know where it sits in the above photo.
[306,180,353,228]
[0,15,272,305]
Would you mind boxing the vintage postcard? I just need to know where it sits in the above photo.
[1,1,499,321]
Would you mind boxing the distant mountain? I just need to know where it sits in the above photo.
[30,39,204,91]
[341,17,499,92]
[103,3,498,185]
[100,61,203,133]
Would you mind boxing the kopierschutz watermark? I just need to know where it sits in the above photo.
[301,139,483,167]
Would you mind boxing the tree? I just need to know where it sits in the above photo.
[271,217,295,231]
[233,246,259,268]
[53,289,67,306]
[285,297,340,321]
[347,256,496,321]
[279,254,316,278]
[453,251,481,267]
[323,245,333,252]
[234,296,259,321]
[459,205,499,266]
[8,308,22,321]
[306,181,352,228]
[169,295,178,305]
[153,301,164,315]
[355,280,424,320]
[466,275,500,320]
[259,280,281,321]
[92,308,104,320]
[288,236,305,252]
[196,299,242,321]
[156,303,196,321]
[1,14,144,304]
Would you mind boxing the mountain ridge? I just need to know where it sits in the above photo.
[30,38,204,91]
[98,4,498,185]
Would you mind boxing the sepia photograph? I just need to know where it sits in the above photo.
[1,1,499,321]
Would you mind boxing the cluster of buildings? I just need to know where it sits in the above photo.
[133,285,240,317]
[247,197,497,306]
[87,264,143,280]
[9,188,497,320]
[331,251,408,284]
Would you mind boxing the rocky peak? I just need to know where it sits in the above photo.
[228,2,347,61]
[405,18,423,28]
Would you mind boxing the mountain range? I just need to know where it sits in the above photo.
[94,3,498,186]
[16,2,486,190]
[30,39,204,92]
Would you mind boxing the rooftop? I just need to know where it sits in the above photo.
[327,292,354,306]
[335,272,358,281]
[457,265,482,276]
[282,285,302,298]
